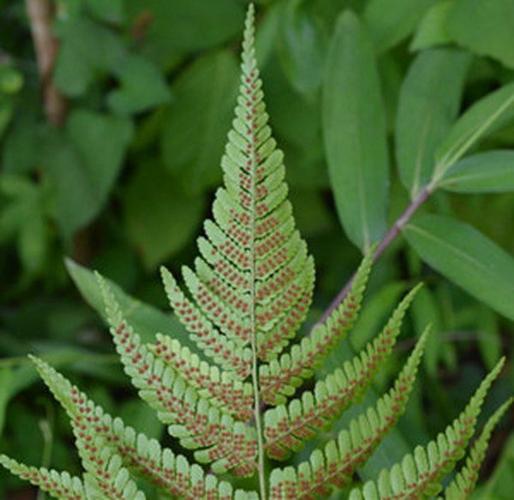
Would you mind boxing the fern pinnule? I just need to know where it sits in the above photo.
[350,357,506,499]
[442,397,513,500]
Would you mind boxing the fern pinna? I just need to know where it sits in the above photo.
[1,5,511,500]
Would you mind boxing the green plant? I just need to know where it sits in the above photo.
[1,5,511,499]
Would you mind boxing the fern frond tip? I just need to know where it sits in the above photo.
[95,271,123,327]
[443,397,513,499]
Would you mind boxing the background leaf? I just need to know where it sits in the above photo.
[42,110,133,238]
[278,0,327,95]
[54,17,126,97]
[410,0,454,51]
[65,258,196,352]
[439,150,514,192]
[404,214,514,321]
[161,51,239,193]
[323,10,389,251]
[364,0,434,52]
[434,82,514,178]
[126,0,245,53]
[395,48,471,197]
[447,0,514,69]
[123,161,205,269]
[108,55,171,115]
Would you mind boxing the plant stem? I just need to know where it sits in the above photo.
[319,185,432,324]
[25,0,67,126]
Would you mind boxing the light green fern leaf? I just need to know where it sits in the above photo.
[160,1,314,373]
[97,274,258,476]
[269,326,430,498]
[152,332,254,421]
[0,4,510,500]
[30,355,255,498]
[442,397,513,500]
[263,284,422,459]
[259,250,374,406]
[349,357,506,499]
[0,456,85,499]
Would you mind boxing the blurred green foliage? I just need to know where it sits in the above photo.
[0,0,513,497]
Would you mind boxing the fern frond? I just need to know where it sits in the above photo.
[30,355,256,499]
[263,284,422,459]
[152,333,254,421]
[349,357,506,499]
[98,275,258,476]
[0,456,85,499]
[159,2,314,373]
[269,326,429,499]
[38,361,146,500]
[442,397,513,500]
[2,6,510,500]
[259,251,374,405]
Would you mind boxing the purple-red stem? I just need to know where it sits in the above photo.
[317,185,432,325]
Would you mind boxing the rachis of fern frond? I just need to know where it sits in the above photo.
[1,4,511,500]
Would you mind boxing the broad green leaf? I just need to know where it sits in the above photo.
[411,0,453,51]
[438,150,514,192]
[2,115,42,174]
[404,214,514,321]
[395,48,471,197]
[264,54,326,188]
[42,111,133,237]
[86,0,124,23]
[123,161,205,269]
[42,133,98,237]
[476,307,502,371]
[0,175,49,276]
[410,286,444,376]
[54,17,126,96]
[0,368,12,437]
[364,0,435,52]
[278,0,327,95]
[161,51,239,192]
[0,66,23,139]
[0,65,23,94]
[447,0,514,69]
[125,0,244,52]
[18,207,48,276]
[108,55,171,115]
[323,11,389,251]
[67,110,133,202]
[65,258,196,352]
[434,82,514,179]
